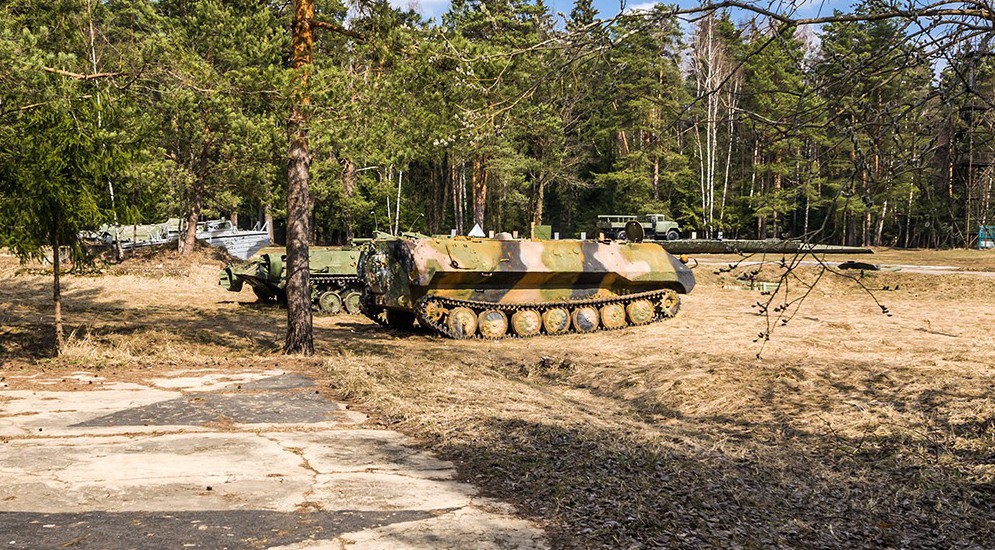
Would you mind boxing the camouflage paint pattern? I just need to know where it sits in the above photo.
[360,237,695,312]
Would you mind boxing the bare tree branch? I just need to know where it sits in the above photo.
[43,67,124,80]
[312,19,365,41]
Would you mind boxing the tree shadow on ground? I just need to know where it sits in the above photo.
[440,410,995,549]
[0,280,113,360]
[0,275,416,363]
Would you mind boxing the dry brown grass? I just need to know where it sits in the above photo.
[700,246,995,271]
[2,248,994,548]
[322,340,995,548]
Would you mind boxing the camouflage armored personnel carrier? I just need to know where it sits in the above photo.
[220,246,363,314]
[358,236,695,338]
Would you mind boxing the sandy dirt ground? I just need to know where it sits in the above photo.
[2,246,994,548]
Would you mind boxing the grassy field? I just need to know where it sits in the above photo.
[2,246,994,548]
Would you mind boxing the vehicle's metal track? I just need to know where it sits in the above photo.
[359,293,391,327]
[413,289,680,339]
[311,275,363,315]
[311,274,361,289]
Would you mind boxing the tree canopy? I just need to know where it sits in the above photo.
[4,0,992,249]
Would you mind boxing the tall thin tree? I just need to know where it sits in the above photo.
[285,0,315,354]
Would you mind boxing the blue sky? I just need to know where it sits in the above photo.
[393,0,859,26]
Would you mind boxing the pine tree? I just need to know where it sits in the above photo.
[0,1,138,354]
[816,1,932,245]
[742,23,814,239]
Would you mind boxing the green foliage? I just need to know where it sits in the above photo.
[0,1,131,259]
[3,0,993,252]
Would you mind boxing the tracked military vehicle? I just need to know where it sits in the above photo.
[220,247,363,314]
[358,236,695,338]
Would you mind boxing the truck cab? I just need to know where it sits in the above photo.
[640,214,680,241]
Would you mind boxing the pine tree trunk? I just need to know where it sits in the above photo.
[496,177,503,231]
[285,0,314,355]
[472,157,487,229]
[751,138,759,236]
[342,158,356,241]
[652,155,660,201]
[861,169,870,246]
[841,210,848,247]
[772,154,782,238]
[433,162,445,233]
[451,162,461,234]
[181,130,211,256]
[721,78,738,228]
[847,209,858,247]
[875,200,888,246]
[966,118,976,247]
[51,231,64,356]
[618,130,630,156]
[904,186,914,248]
[533,178,546,226]
[395,170,403,235]
[983,169,993,226]
[181,176,203,256]
[264,203,275,242]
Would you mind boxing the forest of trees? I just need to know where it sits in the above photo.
[3,0,995,352]
[4,0,995,253]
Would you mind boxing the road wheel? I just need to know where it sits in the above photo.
[626,300,654,325]
[571,306,600,333]
[666,229,680,241]
[318,291,343,314]
[542,308,570,335]
[600,303,627,329]
[447,307,478,338]
[477,310,509,339]
[343,291,362,315]
[511,310,542,337]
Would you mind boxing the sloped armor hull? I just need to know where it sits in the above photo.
[359,237,695,338]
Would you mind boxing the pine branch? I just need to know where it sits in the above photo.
[43,67,124,80]
[311,20,365,41]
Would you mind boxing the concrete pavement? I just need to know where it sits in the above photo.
[0,369,547,549]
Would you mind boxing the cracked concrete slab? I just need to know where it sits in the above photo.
[148,370,288,392]
[310,472,476,511]
[0,509,439,549]
[338,506,549,550]
[275,431,457,478]
[0,370,547,549]
[0,388,184,437]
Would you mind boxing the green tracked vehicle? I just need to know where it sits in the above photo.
[357,235,695,338]
[220,246,363,315]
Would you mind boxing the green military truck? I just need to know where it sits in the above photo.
[596,214,681,241]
